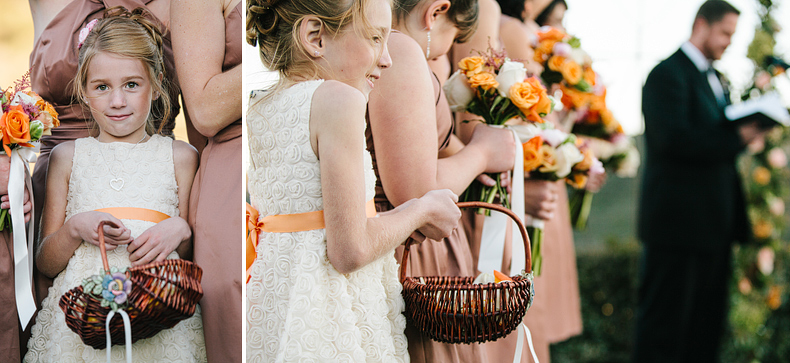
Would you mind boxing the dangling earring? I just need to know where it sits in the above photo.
[425,29,432,60]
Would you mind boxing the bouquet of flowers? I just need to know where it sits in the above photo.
[533,27,595,94]
[444,47,556,214]
[3,71,59,329]
[566,85,640,229]
[513,123,602,275]
[1,72,60,230]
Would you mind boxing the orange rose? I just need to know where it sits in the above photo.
[574,148,595,172]
[583,66,597,86]
[509,78,551,123]
[768,285,782,310]
[560,83,591,109]
[36,99,60,129]
[548,56,566,72]
[537,27,567,43]
[753,219,773,239]
[533,40,556,63]
[468,72,499,91]
[559,60,583,85]
[567,173,588,189]
[522,136,543,172]
[753,166,771,186]
[1,105,31,154]
[458,56,485,77]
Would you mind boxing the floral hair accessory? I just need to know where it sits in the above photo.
[78,19,99,50]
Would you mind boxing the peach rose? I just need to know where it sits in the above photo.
[768,285,782,310]
[533,40,556,63]
[468,72,499,91]
[509,77,551,123]
[753,219,773,239]
[1,105,31,153]
[522,136,543,172]
[559,60,583,85]
[738,277,752,295]
[547,56,566,72]
[458,56,485,77]
[583,66,597,86]
[36,99,60,129]
[537,27,567,43]
[560,83,591,109]
[567,173,588,189]
[574,148,595,172]
[539,144,557,172]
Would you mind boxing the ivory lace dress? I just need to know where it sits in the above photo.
[24,135,206,362]
[246,80,408,362]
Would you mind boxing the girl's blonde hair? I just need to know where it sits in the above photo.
[74,7,171,136]
[246,0,385,82]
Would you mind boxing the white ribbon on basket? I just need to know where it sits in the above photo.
[11,146,37,329]
[513,322,539,363]
[478,127,526,274]
[106,309,133,363]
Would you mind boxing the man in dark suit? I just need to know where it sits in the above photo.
[635,1,769,362]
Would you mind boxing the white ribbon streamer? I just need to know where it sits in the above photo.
[478,127,526,274]
[106,309,133,363]
[513,322,539,363]
[11,147,37,329]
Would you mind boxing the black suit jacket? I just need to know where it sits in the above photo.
[638,48,750,250]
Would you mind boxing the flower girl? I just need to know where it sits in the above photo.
[246,0,462,361]
[25,8,206,362]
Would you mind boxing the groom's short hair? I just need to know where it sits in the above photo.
[695,0,740,25]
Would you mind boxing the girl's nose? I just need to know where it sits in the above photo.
[109,88,126,108]
[379,44,392,69]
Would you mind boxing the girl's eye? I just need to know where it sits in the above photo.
[96,84,108,91]
[126,82,139,89]
[372,36,382,44]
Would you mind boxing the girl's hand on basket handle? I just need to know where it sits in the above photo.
[127,217,191,267]
[414,189,461,241]
[70,212,131,251]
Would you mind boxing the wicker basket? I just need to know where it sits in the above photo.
[400,201,534,344]
[59,221,203,349]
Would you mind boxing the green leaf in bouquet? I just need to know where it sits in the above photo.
[568,37,581,48]
[574,79,592,93]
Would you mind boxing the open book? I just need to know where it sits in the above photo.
[725,92,790,128]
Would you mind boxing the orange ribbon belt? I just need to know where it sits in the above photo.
[246,200,377,283]
[95,207,170,223]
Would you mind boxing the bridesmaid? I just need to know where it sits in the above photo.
[26,0,179,353]
[171,0,242,362]
[367,0,516,362]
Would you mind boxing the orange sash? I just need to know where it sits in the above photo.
[246,200,377,283]
[95,207,171,223]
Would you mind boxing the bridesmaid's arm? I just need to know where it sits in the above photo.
[171,0,242,137]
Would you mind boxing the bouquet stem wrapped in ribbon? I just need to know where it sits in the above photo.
[2,72,60,329]
[444,48,556,275]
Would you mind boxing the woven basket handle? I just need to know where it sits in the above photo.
[98,220,113,276]
[399,201,532,283]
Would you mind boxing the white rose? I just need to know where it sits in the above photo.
[615,146,641,177]
[540,128,568,148]
[509,123,541,142]
[570,48,592,67]
[11,92,37,107]
[554,143,584,178]
[443,70,475,112]
[496,60,527,97]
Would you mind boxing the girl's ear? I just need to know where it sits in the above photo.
[423,0,452,31]
[299,15,325,58]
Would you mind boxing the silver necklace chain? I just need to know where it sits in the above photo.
[97,133,149,191]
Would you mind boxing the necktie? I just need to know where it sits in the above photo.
[706,67,727,107]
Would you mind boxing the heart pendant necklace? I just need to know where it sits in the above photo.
[98,133,148,192]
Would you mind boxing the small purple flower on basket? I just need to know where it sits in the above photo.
[78,19,99,50]
[101,272,131,305]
